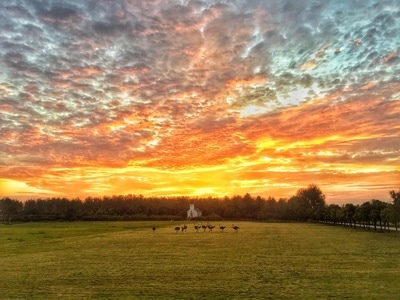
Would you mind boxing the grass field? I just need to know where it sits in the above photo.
[1,221,399,299]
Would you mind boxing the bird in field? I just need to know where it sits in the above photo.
[208,224,215,232]
[194,224,200,232]
[174,226,180,233]
[201,224,208,232]
[232,224,240,231]
[152,226,156,233]
[219,224,226,231]
[181,224,187,232]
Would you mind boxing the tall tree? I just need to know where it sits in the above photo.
[389,189,400,231]
[294,184,326,221]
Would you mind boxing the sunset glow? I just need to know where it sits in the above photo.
[0,0,399,204]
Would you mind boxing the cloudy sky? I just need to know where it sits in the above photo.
[0,0,399,204]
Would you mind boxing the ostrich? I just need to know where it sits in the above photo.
[219,224,226,231]
[174,226,180,233]
[152,226,156,233]
[181,224,187,232]
[232,224,240,232]
[201,224,208,232]
[194,224,200,232]
[208,224,215,232]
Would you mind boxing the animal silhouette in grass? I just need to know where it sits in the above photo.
[172,223,239,233]
[181,224,187,232]
[232,224,240,232]
[152,226,156,233]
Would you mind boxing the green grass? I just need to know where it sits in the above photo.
[1,221,399,299]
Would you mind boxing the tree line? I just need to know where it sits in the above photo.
[1,185,399,231]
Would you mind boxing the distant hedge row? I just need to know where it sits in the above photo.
[1,186,399,231]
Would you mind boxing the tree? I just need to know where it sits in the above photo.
[342,203,356,227]
[314,205,327,223]
[0,198,23,223]
[354,202,371,230]
[380,205,394,232]
[369,200,387,231]
[389,189,400,231]
[293,184,326,221]
[287,196,311,221]
[327,204,342,225]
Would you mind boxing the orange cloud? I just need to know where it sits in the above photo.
[1,1,399,204]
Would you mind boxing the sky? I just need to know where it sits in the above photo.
[0,0,399,204]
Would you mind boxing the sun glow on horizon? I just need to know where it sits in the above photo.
[0,0,399,204]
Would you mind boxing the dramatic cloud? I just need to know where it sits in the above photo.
[0,0,399,203]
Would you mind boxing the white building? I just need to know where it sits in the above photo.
[187,204,202,219]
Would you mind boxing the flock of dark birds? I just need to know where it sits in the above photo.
[151,224,240,233]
